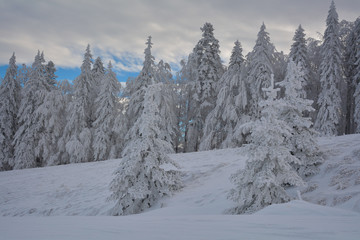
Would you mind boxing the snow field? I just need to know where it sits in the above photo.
[0,135,360,239]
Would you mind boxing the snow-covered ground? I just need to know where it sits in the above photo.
[0,135,360,239]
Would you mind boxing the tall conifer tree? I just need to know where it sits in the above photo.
[13,52,51,168]
[63,45,94,163]
[0,53,21,170]
[201,40,248,150]
[314,1,344,135]
[186,23,224,152]
[247,23,275,118]
[92,62,122,161]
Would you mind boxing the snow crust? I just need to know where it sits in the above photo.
[1,135,360,239]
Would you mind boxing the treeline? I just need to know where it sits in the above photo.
[0,1,359,172]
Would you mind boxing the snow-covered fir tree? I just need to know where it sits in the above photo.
[91,56,105,122]
[228,75,305,214]
[277,61,324,177]
[109,83,182,215]
[272,50,288,87]
[345,18,360,133]
[186,22,224,152]
[246,23,275,118]
[17,63,29,86]
[289,25,312,99]
[200,40,248,150]
[354,20,360,133]
[125,37,178,151]
[92,62,123,161]
[155,65,180,151]
[34,60,66,167]
[0,53,21,170]
[63,45,94,163]
[355,86,360,133]
[35,82,66,166]
[125,36,158,131]
[13,51,52,169]
[176,55,198,152]
[314,1,344,136]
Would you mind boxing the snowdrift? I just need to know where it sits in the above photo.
[0,134,360,239]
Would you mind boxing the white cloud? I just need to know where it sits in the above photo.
[0,0,359,72]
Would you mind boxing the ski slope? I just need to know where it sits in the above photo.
[0,135,360,239]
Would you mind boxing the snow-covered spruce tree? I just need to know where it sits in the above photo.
[35,79,66,166]
[186,23,224,152]
[345,18,360,133]
[125,36,158,131]
[228,75,305,214]
[33,60,63,167]
[91,56,105,122]
[0,53,21,170]
[246,23,275,118]
[200,40,248,150]
[306,37,323,121]
[63,45,94,163]
[109,103,127,159]
[109,83,182,215]
[124,37,178,151]
[13,52,52,169]
[177,54,199,152]
[92,62,123,161]
[154,61,180,151]
[289,25,311,99]
[355,84,360,133]
[55,79,73,164]
[17,63,29,86]
[354,20,360,133]
[277,61,324,177]
[314,1,344,136]
[175,57,197,152]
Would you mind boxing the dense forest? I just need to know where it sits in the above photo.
[0,1,359,215]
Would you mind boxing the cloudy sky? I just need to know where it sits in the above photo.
[0,0,359,81]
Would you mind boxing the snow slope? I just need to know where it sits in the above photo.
[0,135,360,239]
[301,134,360,212]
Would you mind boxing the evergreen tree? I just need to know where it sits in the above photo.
[63,45,94,163]
[92,62,122,161]
[17,63,29,86]
[314,1,344,136]
[91,56,105,122]
[0,53,21,170]
[228,76,304,214]
[353,20,360,132]
[186,23,224,152]
[109,83,182,215]
[13,51,51,169]
[36,84,66,166]
[175,58,196,152]
[155,61,181,151]
[34,60,60,167]
[246,23,275,118]
[201,40,248,150]
[306,37,323,121]
[56,79,73,164]
[345,19,360,133]
[289,25,311,99]
[125,36,158,131]
[355,84,360,133]
[277,61,324,177]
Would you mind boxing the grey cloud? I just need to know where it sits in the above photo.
[0,0,359,72]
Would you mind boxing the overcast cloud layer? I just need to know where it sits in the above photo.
[0,0,359,74]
